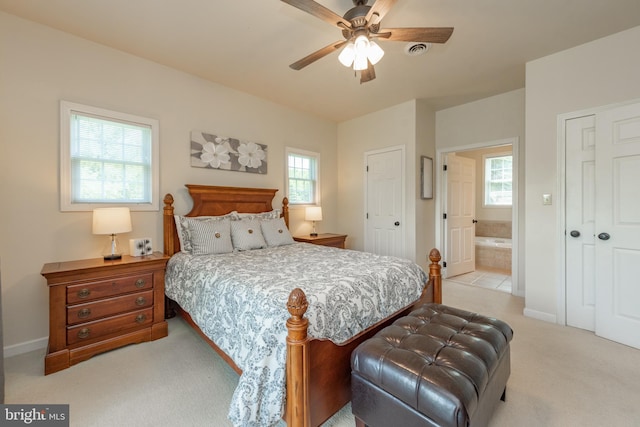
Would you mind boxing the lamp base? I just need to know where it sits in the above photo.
[103,254,122,261]
[310,233,318,237]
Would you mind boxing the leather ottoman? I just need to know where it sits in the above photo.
[351,303,513,427]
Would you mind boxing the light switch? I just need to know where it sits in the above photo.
[542,194,552,205]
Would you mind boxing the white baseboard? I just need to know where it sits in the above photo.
[4,336,48,358]
[523,307,557,324]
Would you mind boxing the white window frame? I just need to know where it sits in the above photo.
[60,101,160,211]
[483,152,513,208]
[285,147,321,207]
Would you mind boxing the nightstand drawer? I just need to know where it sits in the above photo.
[67,290,154,325]
[66,307,153,345]
[66,273,153,304]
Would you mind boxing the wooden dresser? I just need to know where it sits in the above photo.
[294,233,347,249]
[41,252,169,375]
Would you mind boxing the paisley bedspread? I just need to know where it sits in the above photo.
[164,242,428,427]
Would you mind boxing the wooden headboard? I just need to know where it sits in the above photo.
[163,184,289,256]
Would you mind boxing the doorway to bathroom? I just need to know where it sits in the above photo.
[436,137,521,296]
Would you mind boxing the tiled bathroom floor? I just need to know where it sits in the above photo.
[444,267,512,293]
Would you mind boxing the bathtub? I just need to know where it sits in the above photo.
[475,236,512,270]
[474,236,512,249]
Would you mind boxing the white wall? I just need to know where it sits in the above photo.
[435,89,526,293]
[0,12,337,353]
[525,25,640,322]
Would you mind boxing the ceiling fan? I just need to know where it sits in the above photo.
[281,0,454,83]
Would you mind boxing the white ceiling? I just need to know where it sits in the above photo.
[3,0,640,122]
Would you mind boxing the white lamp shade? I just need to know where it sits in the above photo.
[367,41,385,65]
[338,42,355,67]
[305,206,323,222]
[92,207,132,235]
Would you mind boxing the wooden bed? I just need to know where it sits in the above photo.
[163,184,442,427]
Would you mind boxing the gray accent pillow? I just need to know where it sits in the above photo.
[261,217,294,247]
[187,217,233,255]
[175,212,238,253]
[231,218,267,251]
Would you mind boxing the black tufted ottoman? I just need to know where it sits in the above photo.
[351,303,513,427]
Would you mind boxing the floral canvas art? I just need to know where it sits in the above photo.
[191,130,267,174]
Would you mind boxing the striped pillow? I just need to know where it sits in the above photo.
[261,217,294,247]
[186,217,233,255]
[231,218,267,251]
[175,212,238,253]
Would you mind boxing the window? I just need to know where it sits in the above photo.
[60,101,159,211]
[484,154,512,206]
[285,148,320,205]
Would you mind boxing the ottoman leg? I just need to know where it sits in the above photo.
[501,387,507,402]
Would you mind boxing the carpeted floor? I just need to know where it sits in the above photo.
[5,280,640,426]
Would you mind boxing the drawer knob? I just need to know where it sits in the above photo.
[135,314,147,324]
[77,328,90,339]
[78,308,92,319]
[135,279,146,288]
[135,297,146,306]
[77,288,91,299]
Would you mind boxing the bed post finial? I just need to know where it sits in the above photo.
[163,194,175,256]
[428,248,442,304]
[282,197,290,228]
[286,288,310,427]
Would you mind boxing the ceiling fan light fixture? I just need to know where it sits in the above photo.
[367,40,384,65]
[338,42,356,67]
[353,52,369,71]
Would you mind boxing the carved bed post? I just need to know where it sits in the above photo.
[428,248,443,304]
[163,194,175,257]
[286,288,310,427]
[282,197,290,228]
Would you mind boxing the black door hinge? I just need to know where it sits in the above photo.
[443,261,447,267]
[443,213,447,220]
[443,164,448,171]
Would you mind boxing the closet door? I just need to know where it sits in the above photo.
[594,103,640,350]
[565,115,596,331]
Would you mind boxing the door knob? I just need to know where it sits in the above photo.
[598,232,610,241]
[569,230,580,237]
[394,221,400,226]
[472,219,478,224]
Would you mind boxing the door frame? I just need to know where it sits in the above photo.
[436,137,521,296]
[363,145,406,257]
[556,97,640,326]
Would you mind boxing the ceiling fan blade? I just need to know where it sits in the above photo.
[289,40,348,70]
[377,27,454,43]
[360,61,376,84]
[281,0,351,29]
[365,0,398,25]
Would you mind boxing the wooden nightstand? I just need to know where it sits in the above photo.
[294,233,347,249]
[41,252,169,375]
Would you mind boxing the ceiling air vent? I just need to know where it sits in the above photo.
[404,42,431,56]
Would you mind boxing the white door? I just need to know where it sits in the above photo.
[565,115,597,331]
[445,153,476,277]
[365,148,404,258]
[594,103,640,349]
[565,101,640,349]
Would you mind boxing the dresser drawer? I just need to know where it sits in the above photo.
[67,290,154,325]
[66,307,153,345]
[66,273,153,304]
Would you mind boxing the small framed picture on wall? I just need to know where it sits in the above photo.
[421,156,433,199]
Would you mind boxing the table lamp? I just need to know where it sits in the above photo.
[305,206,322,237]
[92,207,132,260]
